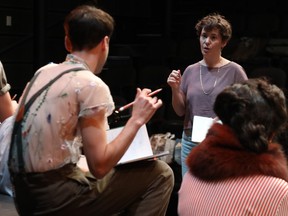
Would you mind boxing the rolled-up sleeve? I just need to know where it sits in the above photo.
[77,72,115,118]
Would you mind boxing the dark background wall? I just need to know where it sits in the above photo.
[1,0,288,135]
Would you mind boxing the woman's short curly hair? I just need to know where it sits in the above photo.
[195,12,232,42]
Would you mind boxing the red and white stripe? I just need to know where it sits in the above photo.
[178,173,288,216]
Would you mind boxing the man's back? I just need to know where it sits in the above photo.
[9,61,113,173]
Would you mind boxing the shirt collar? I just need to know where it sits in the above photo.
[65,54,90,70]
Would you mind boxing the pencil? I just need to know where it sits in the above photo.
[118,88,162,112]
[12,94,17,100]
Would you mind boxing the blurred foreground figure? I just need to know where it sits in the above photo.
[178,78,288,216]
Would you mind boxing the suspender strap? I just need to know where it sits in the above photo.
[9,66,84,173]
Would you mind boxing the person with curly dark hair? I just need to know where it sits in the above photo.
[178,78,288,215]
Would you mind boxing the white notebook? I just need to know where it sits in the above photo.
[77,124,169,171]
[191,116,220,143]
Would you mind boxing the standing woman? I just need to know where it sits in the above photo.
[167,13,248,176]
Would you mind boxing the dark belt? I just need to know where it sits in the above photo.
[11,163,77,184]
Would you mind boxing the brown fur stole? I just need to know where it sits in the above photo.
[186,123,288,181]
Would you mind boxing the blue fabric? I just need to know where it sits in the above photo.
[0,116,14,196]
[0,162,12,196]
[181,131,198,177]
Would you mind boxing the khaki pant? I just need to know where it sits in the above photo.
[11,160,174,216]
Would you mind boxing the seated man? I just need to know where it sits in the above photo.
[8,5,174,216]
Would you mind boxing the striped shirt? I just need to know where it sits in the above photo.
[178,173,288,216]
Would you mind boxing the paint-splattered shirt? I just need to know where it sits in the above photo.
[9,54,115,172]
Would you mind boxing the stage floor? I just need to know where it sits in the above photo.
[0,194,18,216]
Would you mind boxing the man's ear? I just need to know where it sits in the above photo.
[101,36,109,51]
[64,36,72,52]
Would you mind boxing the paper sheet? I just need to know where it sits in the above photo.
[191,116,214,143]
[77,124,168,170]
[111,124,153,164]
